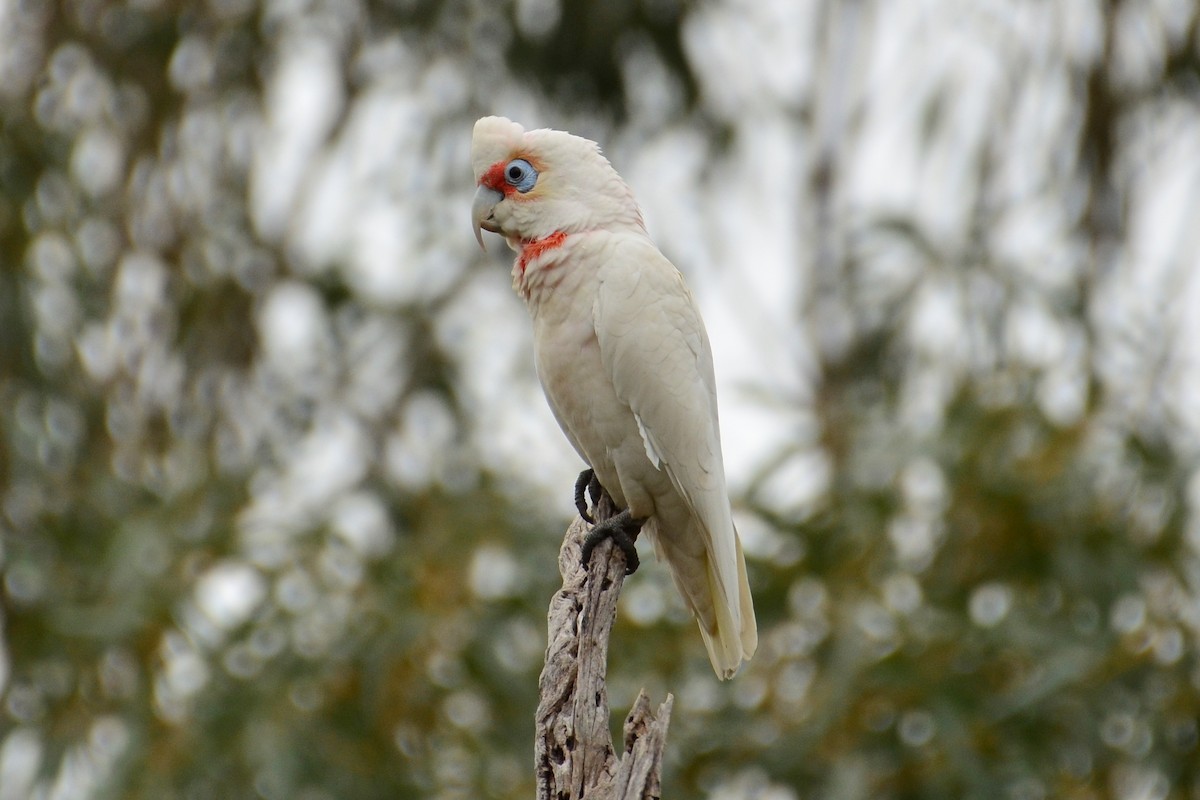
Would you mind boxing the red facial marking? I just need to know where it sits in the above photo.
[480,161,511,194]
[479,155,541,197]
[517,231,568,275]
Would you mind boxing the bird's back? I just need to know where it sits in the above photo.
[589,233,757,677]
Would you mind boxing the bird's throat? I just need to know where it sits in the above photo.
[516,231,569,276]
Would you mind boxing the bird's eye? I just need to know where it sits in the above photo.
[504,158,538,193]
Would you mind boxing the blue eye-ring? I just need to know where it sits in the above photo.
[504,159,538,193]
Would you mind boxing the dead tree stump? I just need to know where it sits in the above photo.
[535,492,674,800]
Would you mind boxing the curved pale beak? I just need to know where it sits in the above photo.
[472,185,504,250]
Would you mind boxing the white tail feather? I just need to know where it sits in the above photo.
[697,528,756,679]
[647,518,757,679]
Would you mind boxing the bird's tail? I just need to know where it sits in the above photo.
[646,518,757,679]
[698,528,758,679]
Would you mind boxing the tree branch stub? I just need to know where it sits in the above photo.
[535,492,673,800]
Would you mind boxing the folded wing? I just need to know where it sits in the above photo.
[593,236,757,677]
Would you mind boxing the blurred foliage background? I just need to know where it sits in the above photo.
[3,0,1200,798]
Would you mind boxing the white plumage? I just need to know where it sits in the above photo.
[471,116,757,679]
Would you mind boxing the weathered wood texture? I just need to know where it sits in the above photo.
[535,493,674,800]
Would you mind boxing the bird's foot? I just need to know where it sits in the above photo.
[581,509,645,575]
[573,468,602,524]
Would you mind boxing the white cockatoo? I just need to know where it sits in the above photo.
[470,116,757,679]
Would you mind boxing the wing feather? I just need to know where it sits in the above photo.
[594,238,725,508]
[593,236,754,675]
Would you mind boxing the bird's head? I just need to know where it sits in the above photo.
[471,116,644,251]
